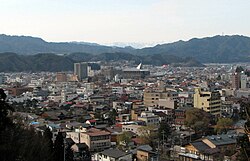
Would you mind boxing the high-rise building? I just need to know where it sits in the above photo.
[56,72,67,82]
[240,72,247,89]
[193,88,221,116]
[231,73,241,89]
[74,62,88,81]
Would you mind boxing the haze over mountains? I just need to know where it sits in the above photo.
[0,34,250,72]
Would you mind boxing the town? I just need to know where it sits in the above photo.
[0,61,249,161]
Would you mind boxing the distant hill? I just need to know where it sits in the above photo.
[0,52,204,72]
[137,35,250,63]
[0,34,135,55]
[66,52,204,67]
[0,53,74,72]
[0,34,250,64]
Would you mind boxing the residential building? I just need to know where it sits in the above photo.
[174,108,187,126]
[94,148,132,161]
[137,148,158,161]
[240,72,247,89]
[231,72,241,89]
[67,128,111,152]
[138,111,159,126]
[184,132,241,160]
[5,87,33,96]
[122,124,143,135]
[193,88,221,116]
[74,62,88,81]
[56,72,67,82]
[143,89,178,108]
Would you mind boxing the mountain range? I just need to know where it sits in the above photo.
[0,34,250,72]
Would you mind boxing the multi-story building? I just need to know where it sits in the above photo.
[240,72,247,89]
[67,128,111,152]
[143,89,178,108]
[174,108,187,126]
[193,88,221,116]
[122,124,143,135]
[5,87,33,96]
[56,72,67,82]
[231,72,241,89]
[138,111,159,126]
[74,62,88,81]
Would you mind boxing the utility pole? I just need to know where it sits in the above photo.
[64,138,66,161]
[162,131,165,150]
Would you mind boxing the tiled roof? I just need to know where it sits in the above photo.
[191,141,211,152]
[85,128,110,136]
[100,148,129,159]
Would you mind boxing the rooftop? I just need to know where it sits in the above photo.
[85,128,110,136]
[100,148,130,159]
[205,133,241,146]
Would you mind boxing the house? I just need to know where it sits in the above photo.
[105,126,123,144]
[71,143,91,161]
[136,145,158,161]
[94,148,132,161]
[67,128,111,152]
[184,131,242,160]
[138,111,159,126]
[178,153,202,161]
[185,141,220,160]
[122,124,143,136]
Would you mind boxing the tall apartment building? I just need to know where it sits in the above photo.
[74,62,88,81]
[193,88,221,116]
[143,89,178,108]
[240,72,247,89]
[231,73,241,89]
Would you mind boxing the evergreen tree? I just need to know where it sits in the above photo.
[0,89,53,161]
[65,146,74,161]
[0,89,14,130]
[44,127,54,151]
[54,132,64,161]
[158,121,171,142]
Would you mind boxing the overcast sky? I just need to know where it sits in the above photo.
[0,0,250,45]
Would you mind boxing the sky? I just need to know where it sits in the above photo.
[0,0,250,46]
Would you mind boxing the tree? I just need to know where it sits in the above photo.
[185,108,211,133]
[54,132,64,161]
[215,118,233,133]
[0,89,53,161]
[138,125,157,147]
[0,126,53,161]
[0,89,14,130]
[44,127,54,151]
[236,100,250,160]
[107,109,118,125]
[65,146,74,161]
[158,122,171,142]
[117,131,132,149]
